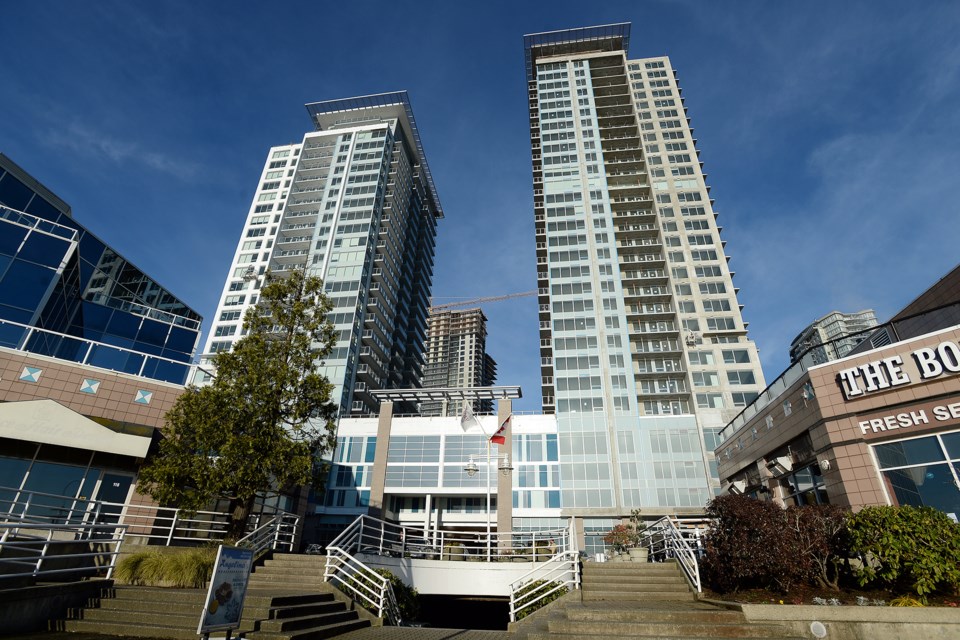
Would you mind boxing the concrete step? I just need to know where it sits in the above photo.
[582,581,690,593]
[77,608,201,625]
[582,591,696,601]
[547,620,795,638]
[65,619,220,640]
[582,562,682,573]
[263,600,346,620]
[248,617,369,640]
[256,610,357,633]
[254,565,328,577]
[564,606,745,624]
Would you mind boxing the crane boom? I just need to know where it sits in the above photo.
[429,290,537,312]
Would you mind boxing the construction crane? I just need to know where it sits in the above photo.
[429,290,537,312]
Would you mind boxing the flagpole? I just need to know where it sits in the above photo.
[486,436,492,562]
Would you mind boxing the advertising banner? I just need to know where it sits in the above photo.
[197,545,254,636]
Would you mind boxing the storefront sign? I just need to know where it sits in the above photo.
[856,396,960,438]
[197,545,254,636]
[837,339,960,400]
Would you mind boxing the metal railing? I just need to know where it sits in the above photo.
[508,519,580,622]
[324,517,401,625]
[1,486,298,550]
[324,514,573,562]
[0,521,126,582]
[641,516,709,592]
[236,513,299,556]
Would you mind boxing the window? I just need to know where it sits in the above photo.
[722,349,750,364]
[699,282,726,295]
[214,325,236,337]
[707,317,736,331]
[731,392,758,407]
[703,299,731,312]
[696,393,724,409]
[688,350,715,365]
[693,371,719,387]
[727,370,756,385]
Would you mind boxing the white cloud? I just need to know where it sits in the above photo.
[39,121,205,182]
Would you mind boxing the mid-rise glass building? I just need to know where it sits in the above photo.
[0,153,202,385]
[200,93,441,417]
[524,24,766,512]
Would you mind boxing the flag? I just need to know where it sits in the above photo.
[460,403,479,432]
[490,413,511,445]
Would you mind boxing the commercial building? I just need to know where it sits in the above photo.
[200,92,441,417]
[789,309,878,365]
[421,308,497,416]
[716,265,960,520]
[0,154,202,515]
[523,23,765,515]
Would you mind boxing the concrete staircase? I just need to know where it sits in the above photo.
[65,553,372,640]
[523,561,802,640]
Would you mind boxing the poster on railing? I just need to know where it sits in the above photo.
[197,545,254,636]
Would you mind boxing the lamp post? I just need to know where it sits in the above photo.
[464,447,512,560]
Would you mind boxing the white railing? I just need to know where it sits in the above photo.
[324,514,573,563]
[236,513,300,556]
[0,521,126,582]
[641,516,709,592]
[1,486,298,550]
[508,519,580,622]
[324,518,401,626]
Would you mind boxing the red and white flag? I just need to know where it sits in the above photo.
[490,413,511,445]
[460,403,480,432]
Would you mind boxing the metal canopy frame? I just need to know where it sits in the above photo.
[304,91,443,218]
[369,386,522,402]
[523,23,632,82]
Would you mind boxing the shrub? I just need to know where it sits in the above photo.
[514,579,568,620]
[702,495,800,593]
[346,568,419,624]
[846,505,960,600]
[114,547,216,588]
[784,503,850,590]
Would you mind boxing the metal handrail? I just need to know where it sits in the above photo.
[236,513,299,556]
[1,486,298,549]
[508,518,580,622]
[641,516,707,592]
[324,546,401,626]
[326,514,572,562]
[0,521,127,581]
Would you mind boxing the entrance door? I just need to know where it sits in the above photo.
[94,473,133,524]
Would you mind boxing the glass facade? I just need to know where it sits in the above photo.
[0,156,201,384]
[524,25,767,514]
[202,93,440,417]
[874,430,960,519]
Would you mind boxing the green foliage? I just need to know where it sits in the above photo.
[115,548,216,588]
[603,509,647,553]
[136,268,338,536]
[702,496,849,593]
[514,579,568,620]
[846,505,960,600]
[890,595,925,607]
[346,568,419,624]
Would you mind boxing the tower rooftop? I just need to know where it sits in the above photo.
[523,23,631,82]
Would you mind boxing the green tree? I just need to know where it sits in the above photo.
[137,268,339,538]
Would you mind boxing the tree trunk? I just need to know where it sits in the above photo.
[227,494,256,541]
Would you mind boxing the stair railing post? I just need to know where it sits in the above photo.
[166,510,178,546]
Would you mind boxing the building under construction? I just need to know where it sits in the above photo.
[421,308,497,416]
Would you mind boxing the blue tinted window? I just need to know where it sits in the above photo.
[546,434,559,461]
[86,343,144,375]
[106,309,140,340]
[17,231,72,265]
[137,319,169,347]
[78,301,111,333]
[24,195,62,221]
[141,358,188,384]
[166,326,198,354]
[0,174,35,210]
[0,223,28,255]
[875,437,945,469]
[942,431,960,459]
[0,259,56,311]
[0,322,27,348]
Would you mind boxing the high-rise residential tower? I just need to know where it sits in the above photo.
[524,24,766,512]
[201,93,441,416]
[789,309,878,365]
[421,307,497,416]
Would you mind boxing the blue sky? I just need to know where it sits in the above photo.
[2,1,959,412]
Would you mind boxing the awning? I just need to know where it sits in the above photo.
[0,399,152,458]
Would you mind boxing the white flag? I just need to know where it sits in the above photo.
[460,403,480,432]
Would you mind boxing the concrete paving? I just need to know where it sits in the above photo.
[338,628,513,640]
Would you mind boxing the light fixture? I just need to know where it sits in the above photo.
[498,454,513,476]
[464,456,478,477]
